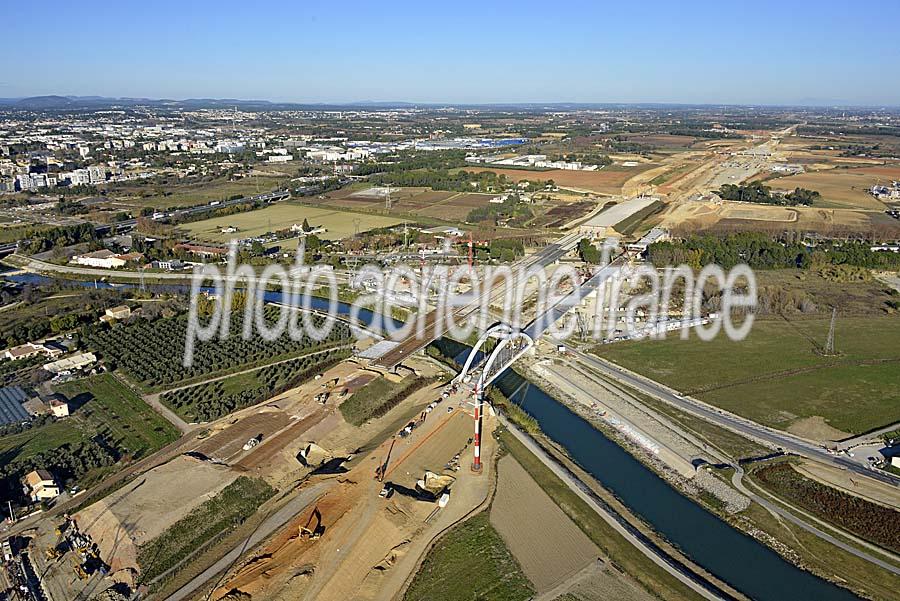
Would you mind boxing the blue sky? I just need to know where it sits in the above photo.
[3,0,898,106]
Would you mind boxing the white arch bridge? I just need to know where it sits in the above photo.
[451,323,535,471]
[444,256,627,471]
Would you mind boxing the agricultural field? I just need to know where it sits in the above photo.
[404,512,535,601]
[593,316,900,437]
[107,174,290,210]
[56,374,179,458]
[530,200,597,228]
[161,346,350,421]
[86,308,352,391]
[179,201,406,242]
[490,456,598,593]
[764,166,899,210]
[464,164,658,195]
[318,186,498,222]
[137,475,274,582]
[751,462,900,554]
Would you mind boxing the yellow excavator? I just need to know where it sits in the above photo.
[299,506,324,540]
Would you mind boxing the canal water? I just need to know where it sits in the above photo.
[493,369,860,601]
[3,273,863,600]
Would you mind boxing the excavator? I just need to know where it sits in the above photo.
[299,506,324,540]
[374,438,396,483]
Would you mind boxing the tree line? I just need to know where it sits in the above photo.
[648,232,900,271]
[719,182,820,206]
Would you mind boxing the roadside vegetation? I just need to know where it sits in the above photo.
[161,347,349,421]
[137,476,274,583]
[339,375,438,426]
[404,512,534,601]
[718,182,820,206]
[752,462,900,554]
[648,232,900,271]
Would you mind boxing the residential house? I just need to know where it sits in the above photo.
[23,470,60,502]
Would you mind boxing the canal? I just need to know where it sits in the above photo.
[3,273,864,600]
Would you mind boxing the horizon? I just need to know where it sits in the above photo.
[4,0,899,106]
[4,94,900,110]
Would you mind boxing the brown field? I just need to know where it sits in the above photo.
[464,165,657,195]
[317,187,496,221]
[385,408,472,490]
[532,201,597,228]
[661,199,900,237]
[490,456,599,593]
[765,167,895,210]
[194,411,293,461]
[621,133,698,149]
[77,455,239,572]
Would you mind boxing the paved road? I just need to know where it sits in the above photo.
[498,414,731,601]
[731,467,900,576]
[166,481,332,601]
[571,350,900,488]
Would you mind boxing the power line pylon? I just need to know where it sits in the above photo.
[824,307,837,356]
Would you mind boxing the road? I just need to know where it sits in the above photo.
[731,467,900,576]
[373,231,584,369]
[166,481,332,601]
[570,350,900,488]
[498,413,731,601]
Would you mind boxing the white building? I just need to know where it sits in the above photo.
[23,470,60,502]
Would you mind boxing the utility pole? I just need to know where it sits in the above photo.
[824,307,837,356]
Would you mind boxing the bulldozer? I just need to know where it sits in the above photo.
[299,506,324,540]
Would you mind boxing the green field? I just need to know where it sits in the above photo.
[56,374,179,458]
[339,375,434,426]
[593,316,900,435]
[1,374,177,464]
[180,201,405,242]
[109,175,290,209]
[404,512,534,601]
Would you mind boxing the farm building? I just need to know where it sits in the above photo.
[104,305,132,321]
[43,352,97,375]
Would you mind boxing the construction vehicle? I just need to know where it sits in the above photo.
[243,435,262,451]
[299,507,324,540]
[375,438,396,482]
[73,563,88,580]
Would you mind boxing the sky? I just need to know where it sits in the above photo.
[3,0,899,106]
